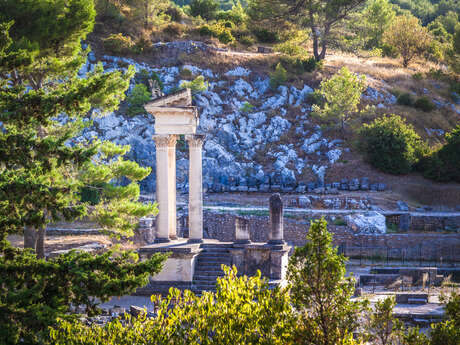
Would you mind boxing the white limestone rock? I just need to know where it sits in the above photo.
[326,149,342,164]
[225,67,251,77]
[233,78,254,98]
[345,212,386,234]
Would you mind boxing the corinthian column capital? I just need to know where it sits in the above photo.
[185,134,205,149]
[153,134,177,148]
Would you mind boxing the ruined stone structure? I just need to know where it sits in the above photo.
[137,89,291,294]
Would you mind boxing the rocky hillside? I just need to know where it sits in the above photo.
[78,40,460,204]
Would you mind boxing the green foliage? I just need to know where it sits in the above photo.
[358,115,424,174]
[419,126,460,182]
[287,218,367,345]
[0,3,164,344]
[198,23,235,43]
[366,296,404,345]
[361,0,397,49]
[127,84,151,116]
[50,265,294,344]
[180,75,208,93]
[269,63,288,89]
[430,292,460,345]
[189,0,220,20]
[278,55,322,74]
[252,28,279,43]
[414,96,435,112]
[0,240,167,345]
[333,217,347,226]
[103,33,134,54]
[163,22,185,36]
[312,67,366,130]
[215,1,248,25]
[240,101,255,113]
[383,15,431,67]
[397,92,415,106]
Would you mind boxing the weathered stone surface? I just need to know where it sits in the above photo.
[397,201,409,211]
[345,212,387,234]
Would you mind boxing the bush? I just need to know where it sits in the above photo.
[419,126,460,182]
[414,96,435,112]
[136,69,163,91]
[238,35,255,46]
[275,41,307,56]
[397,92,415,106]
[189,0,219,20]
[163,23,185,37]
[277,56,322,75]
[240,101,255,113]
[126,84,151,116]
[180,75,208,93]
[165,6,184,22]
[103,33,134,54]
[305,90,324,106]
[197,23,235,44]
[269,63,288,90]
[358,115,424,174]
[253,28,279,43]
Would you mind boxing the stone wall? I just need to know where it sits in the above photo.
[201,212,460,261]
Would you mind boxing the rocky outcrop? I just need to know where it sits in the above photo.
[345,212,387,234]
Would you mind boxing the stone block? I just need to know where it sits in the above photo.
[295,184,306,193]
[237,185,248,192]
[370,183,378,191]
[377,183,386,191]
[340,183,349,191]
[360,177,370,190]
[271,184,281,192]
[298,196,311,208]
[307,182,316,191]
[399,214,411,231]
[397,200,409,211]
[332,182,340,189]
[259,184,270,192]
[349,178,360,191]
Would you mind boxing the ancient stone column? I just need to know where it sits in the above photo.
[268,193,285,244]
[153,134,177,242]
[235,216,251,244]
[186,134,205,243]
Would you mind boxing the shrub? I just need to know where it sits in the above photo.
[275,41,307,56]
[305,90,324,106]
[165,6,184,22]
[238,35,255,46]
[277,56,321,75]
[358,114,423,174]
[419,126,460,182]
[269,63,287,90]
[197,23,235,44]
[397,92,415,106]
[180,75,208,93]
[412,72,424,80]
[253,28,279,43]
[103,33,134,54]
[240,101,255,113]
[127,84,151,116]
[163,23,184,37]
[414,96,435,112]
[136,69,163,91]
[189,0,219,20]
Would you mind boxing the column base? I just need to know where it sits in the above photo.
[234,239,252,245]
[187,238,203,244]
[154,237,171,243]
[267,239,286,245]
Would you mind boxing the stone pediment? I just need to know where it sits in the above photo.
[145,88,198,135]
[146,88,192,107]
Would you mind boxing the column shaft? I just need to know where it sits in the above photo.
[186,134,204,243]
[154,135,177,242]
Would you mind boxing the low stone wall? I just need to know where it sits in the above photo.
[201,212,460,262]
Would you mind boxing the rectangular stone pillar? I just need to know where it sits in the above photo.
[268,193,285,244]
[153,135,177,242]
[235,216,251,244]
[186,134,204,243]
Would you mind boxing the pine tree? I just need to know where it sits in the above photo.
[0,1,166,343]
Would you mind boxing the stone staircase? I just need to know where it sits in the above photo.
[192,243,233,294]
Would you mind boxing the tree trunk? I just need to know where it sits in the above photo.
[311,26,321,61]
[36,227,46,259]
[24,225,37,250]
[23,225,46,258]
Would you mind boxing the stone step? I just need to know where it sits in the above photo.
[194,275,223,281]
[196,260,232,266]
[193,270,226,277]
[407,298,428,305]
